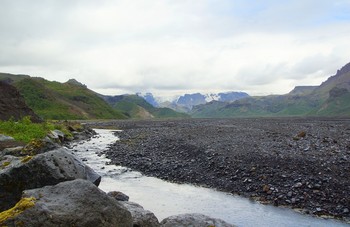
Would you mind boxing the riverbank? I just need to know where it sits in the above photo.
[95,118,350,222]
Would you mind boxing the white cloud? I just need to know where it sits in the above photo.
[0,0,349,97]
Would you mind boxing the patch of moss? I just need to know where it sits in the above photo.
[20,156,33,163]
[0,197,36,224]
[1,161,11,169]
[21,139,45,156]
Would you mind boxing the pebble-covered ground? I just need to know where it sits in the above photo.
[93,118,350,221]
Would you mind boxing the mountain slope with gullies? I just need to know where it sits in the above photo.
[0,81,41,122]
[191,62,350,118]
[0,73,126,120]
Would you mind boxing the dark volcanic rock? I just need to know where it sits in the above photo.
[101,118,350,221]
[107,191,130,201]
[0,148,101,211]
[2,179,132,227]
[160,213,235,227]
[120,201,160,227]
[0,81,41,122]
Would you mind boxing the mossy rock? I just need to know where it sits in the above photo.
[20,138,59,156]
[0,197,36,225]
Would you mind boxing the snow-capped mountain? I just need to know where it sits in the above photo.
[138,91,250,112]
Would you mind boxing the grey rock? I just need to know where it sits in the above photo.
[121,201,160,227]
[48,130,66,142]
[160,213,235,227]
[2,179,132,227]
[0,134,14,142]
[0,147,101,211]
[107,190,130,201]
[293,182,303,188]
[1,146,23,156]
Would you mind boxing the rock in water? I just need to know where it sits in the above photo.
[1,179,133,227]
[107,191,130,201]
[0,147,101,211]
[160,213,235,227]
[120,201,160,227]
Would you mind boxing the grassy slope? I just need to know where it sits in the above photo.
[14,78,126,120]
[0,73,30,83]
[110,95,189,119]
[191,69,350,118]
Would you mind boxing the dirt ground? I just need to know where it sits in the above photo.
[91,118,350,221]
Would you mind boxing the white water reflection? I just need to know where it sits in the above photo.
[68,129,349,227]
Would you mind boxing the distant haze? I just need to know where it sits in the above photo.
[0,0,349,96]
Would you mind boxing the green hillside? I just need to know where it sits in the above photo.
[103,94,189,119]
[191,62,350,118]
[0,73,126,120]
[0,73,30,83]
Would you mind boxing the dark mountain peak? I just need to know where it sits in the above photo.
[217,91,249,102]
[177,93,206,108]
[318,61,350,94]
[65,79,87,88]
[137,92,159,107]
[335,62,350,76]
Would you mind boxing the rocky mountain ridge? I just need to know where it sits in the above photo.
[138,91,250,112]
[191,61,350,118]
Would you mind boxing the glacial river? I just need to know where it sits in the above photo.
[68,129,349,227]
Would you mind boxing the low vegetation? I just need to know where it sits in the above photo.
[0,116,79,143]
[14,78,126,120]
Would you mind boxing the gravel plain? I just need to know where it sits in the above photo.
[91,118,350,221]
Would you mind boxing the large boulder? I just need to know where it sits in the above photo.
[160,213,235,227]
[120,201,160,227]
[1,179,133,227]
[0,147,101,211]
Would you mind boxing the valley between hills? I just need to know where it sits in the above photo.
[1,61,350,121]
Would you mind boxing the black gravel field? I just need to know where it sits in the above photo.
[90,118,350,221]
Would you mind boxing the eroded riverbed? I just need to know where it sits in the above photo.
[68,128,349,227]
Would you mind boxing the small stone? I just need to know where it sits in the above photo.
[293,182,303,188]
[297,131,306,138]
[344,208,349,214]
[316,207,322,212]
[287,191,293,198]
[107,191,130,201]
[291,198,296,204]
[313,184,321,189]
[262,185,270,193]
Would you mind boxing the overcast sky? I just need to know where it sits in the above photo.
[1,0,350,97]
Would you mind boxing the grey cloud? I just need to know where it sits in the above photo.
[0,0,349,96]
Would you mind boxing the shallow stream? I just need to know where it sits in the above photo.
[68,129,349,227]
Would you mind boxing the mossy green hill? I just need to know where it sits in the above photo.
[0,73,188,120]
[0,74,126,120]
[102,94,189,119]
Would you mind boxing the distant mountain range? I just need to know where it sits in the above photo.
[101,94,189,119]
[190,62,350,118]
[1,61,349,120]
[137,91,250,112]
